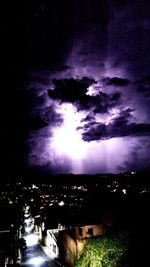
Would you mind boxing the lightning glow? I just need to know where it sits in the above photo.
[51,104,87,160]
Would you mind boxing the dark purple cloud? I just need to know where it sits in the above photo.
[82,122,150,142]
[48,77,121,112]
[48,77,95,103]
[26,116,49,130]
[108,0,150,78]
[137,85,150,97]
[26,108,63,131]
[103,77,130,86]
[42,107,63,126]
[117,138,150,172]
[134,77,150,97]
[81,108,150,141]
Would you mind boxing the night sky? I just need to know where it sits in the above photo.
[2,0,150,177]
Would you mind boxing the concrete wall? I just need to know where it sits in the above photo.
[45,230,59,258]
[60,232,86,265]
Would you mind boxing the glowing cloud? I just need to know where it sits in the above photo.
[51,103,87,160]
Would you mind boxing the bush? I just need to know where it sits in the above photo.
[74,231,129,267]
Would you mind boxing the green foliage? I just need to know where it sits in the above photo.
[74,231,129,267]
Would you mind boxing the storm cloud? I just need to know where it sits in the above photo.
[3,0,150,175]
[82,122,150,142]
[82,107,150,141]
[48,77,121,112]
[103,77,130,87]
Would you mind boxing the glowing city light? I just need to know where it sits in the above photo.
[27,256,45,265]
[25,234,38,247]
[58,200,65,206]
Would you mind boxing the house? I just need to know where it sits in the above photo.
[44,230,59,258]
[42,223,65,259]
[59,223,107,266]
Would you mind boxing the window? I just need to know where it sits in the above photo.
[87,228,93,236]
[53,244,56,254]
[79,227,83,236]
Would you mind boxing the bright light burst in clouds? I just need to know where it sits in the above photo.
[51,103,87,160]
[49,102,129,173]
